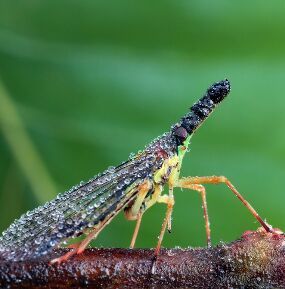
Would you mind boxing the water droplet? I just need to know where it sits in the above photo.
[129,152,136,159]
[124,178,131,185]
[107,166,116,173]
[34,238,41,245]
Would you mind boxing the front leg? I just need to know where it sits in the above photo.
[174,181,211,247]
[177,175,273,233]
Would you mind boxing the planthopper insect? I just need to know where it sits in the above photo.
[0,79,275,264]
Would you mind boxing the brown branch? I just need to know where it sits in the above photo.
[0,229,285,288]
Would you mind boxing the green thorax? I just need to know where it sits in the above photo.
[177,135,191,167]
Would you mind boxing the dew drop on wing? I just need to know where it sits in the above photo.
[0,131,178,261]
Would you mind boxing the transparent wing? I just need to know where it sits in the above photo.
[0,153,157,261]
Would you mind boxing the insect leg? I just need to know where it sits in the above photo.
[128,185,164,248]
[124,181,153,248]
[154,193,175,256]
[177,176,273,233]
[76,226,103,254]
[60,203,125,261]
[50,227,102,264]
[140,184,163,211]
[77,181,154,254]
[79,181,156,256]
[51,181,153,264]
[151,186,174,273]
[124,181,152,221]
[129,210,143,249]
[51,205,126,264]
[167,187,174,233]
[175,183,211,247]
[50,243,80,264]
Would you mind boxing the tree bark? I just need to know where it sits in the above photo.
[0,229,284,288]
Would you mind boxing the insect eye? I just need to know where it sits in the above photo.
[174,126,188,145]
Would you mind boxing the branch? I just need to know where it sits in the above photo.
[0,229,284,288]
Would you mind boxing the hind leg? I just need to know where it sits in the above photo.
[50,226,102,264]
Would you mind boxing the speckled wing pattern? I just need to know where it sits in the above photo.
[0,132,177,261]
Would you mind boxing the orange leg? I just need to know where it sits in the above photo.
[151,194,174,274]
[130,210,143,249]
[50,227,102,264]
[50,243,80,264]
[124,181,154,248]
[177,176,273,233]
[76,230,101,254]
[51,219,111,264]
[167,188,174,233]
[177,183,211,247]
[154,194,174,256]
[67,243,80,249]
[51,181,153,264]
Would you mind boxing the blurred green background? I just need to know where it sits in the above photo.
[0,1,284,249]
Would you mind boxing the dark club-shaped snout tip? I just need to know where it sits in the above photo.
[207,79,231,104]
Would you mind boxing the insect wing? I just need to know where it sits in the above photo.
[0,154,156,261]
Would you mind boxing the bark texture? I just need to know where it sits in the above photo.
[0,229,285,288]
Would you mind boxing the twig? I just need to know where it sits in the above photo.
[0,229,284,288]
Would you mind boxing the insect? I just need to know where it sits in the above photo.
[0,79,273,264]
